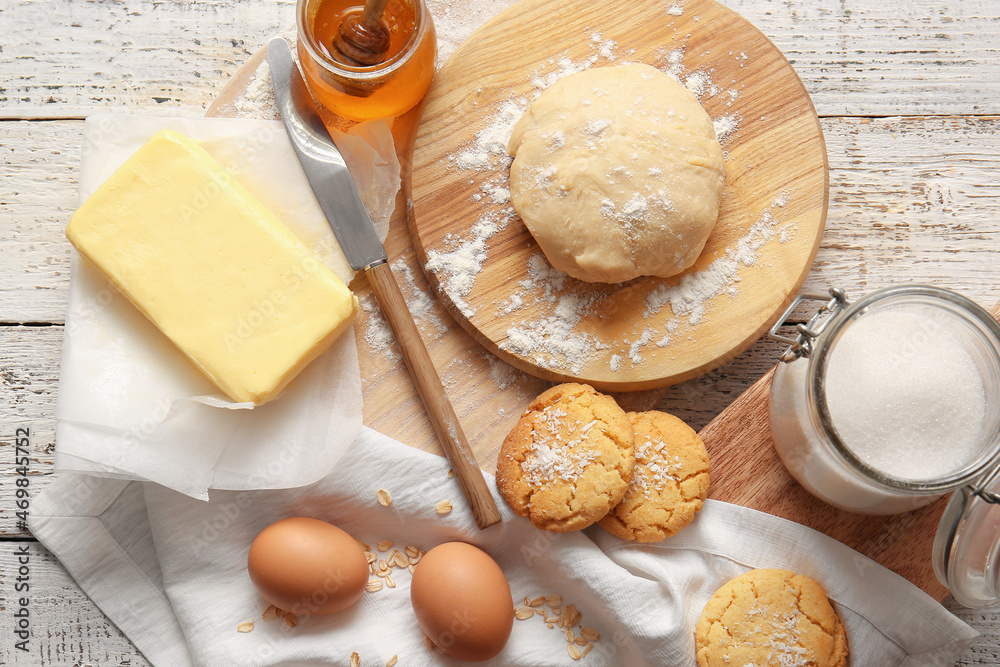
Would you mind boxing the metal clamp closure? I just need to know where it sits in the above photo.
[768,288,849,362]
[964,464,1000,505]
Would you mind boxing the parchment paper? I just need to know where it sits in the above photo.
[55,113,399,499]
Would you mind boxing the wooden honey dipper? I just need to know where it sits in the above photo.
[332,0,391,66]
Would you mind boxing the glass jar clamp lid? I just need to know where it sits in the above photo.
[769,284,1000,605]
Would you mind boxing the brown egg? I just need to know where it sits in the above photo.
[410,542,514,661]
[247,517,368,615]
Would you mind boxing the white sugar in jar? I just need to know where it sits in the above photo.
[768,285,1000,515]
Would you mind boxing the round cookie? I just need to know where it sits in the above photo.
[496,383,635,532]
[506,62,725,284]
[695,569,849,667]
[598,411,710,542]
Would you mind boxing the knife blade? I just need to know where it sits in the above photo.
[267,37,502,530]
[267,38,386,273]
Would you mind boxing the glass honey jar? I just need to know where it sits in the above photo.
[296,0,437,121]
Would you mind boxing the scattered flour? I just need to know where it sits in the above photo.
[233,63,279,120]
[643,198,796,330]
[713,114,740,143]
[629,328,655,364]
[428,0,515,66]
[391,258,444,332]
[357,259,449,362]
[589,32,618,60]
[488,355,522,390]
[660,45,741,113]
[227,28,298,121]
[500,293,525,315]
[453,100,525,170]
[424,212,508,317]
[684,71,719,98]
[530,34,620,91]
[502,296,598,376]
[359,294,400,363]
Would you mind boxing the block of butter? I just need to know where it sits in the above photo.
[66,129,359,405]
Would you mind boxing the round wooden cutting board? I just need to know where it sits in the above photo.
[410,0,828,392]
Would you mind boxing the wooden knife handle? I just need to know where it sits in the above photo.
[366,261,503,529]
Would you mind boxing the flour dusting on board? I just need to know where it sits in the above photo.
[420,27,792,376]
[359,294,400,363]
[392,258,445,332]
[229,30,295,120]
[665,3,685,16]
[660,45,742,139]
[233,64,279,119]
[429,0,517,66]
[644,204,796,326]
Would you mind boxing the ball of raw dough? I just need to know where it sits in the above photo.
[506,63,725,284]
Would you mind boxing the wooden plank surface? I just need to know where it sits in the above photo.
[4,0,1000,118]
[0,543,149,666]
[3,0,1000,664]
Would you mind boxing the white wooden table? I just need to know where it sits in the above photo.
[3,0,1000,664]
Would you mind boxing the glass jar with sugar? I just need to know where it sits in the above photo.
[769,284,1000,606]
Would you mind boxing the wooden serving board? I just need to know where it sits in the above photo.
[409,0,828,392]
[212,5,957,600]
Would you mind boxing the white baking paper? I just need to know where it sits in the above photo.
[55,113,399,499]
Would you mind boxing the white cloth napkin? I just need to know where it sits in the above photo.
[30,426,978,667]
[55,114,398,499]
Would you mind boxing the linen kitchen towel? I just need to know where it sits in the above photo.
[30,426,978,667]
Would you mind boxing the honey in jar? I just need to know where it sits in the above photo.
[296,0,436,121]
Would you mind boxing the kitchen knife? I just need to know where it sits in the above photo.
[267,37,502,529]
